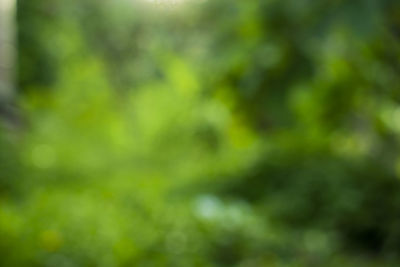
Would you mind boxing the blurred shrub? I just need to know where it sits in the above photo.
[1,0,399,266]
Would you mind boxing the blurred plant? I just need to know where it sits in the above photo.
[0,0,400,266]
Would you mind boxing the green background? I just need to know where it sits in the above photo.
[1,0,400,265]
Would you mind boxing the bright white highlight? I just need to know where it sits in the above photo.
[145,0,186,4]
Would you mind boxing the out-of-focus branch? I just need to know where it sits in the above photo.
[0,0,16,102]
[0,0,20,130]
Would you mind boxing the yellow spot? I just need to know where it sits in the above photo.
[40,230,63,252]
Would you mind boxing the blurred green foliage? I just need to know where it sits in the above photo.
[1,0,400,266]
